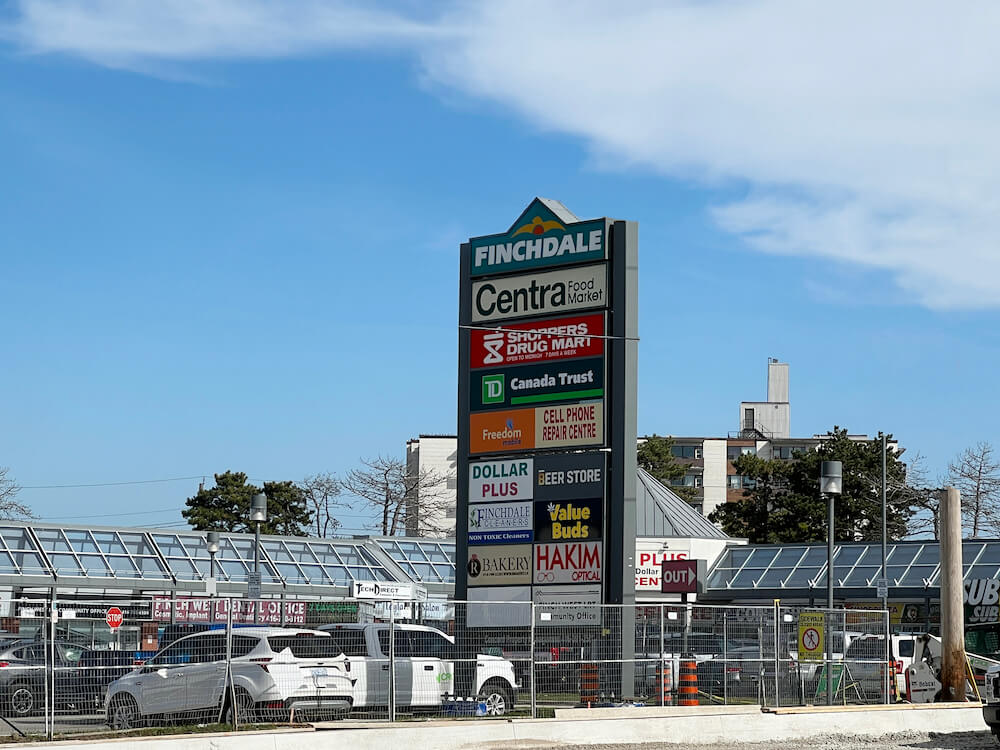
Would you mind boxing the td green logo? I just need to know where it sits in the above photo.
[482,375,504,405]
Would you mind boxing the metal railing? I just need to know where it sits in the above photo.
[0,597,890,740]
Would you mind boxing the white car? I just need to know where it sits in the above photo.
[319,623,519,715]
[983,663,1000,738]
[105,627,354,729]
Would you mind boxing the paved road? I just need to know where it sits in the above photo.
[515,730,995,750]
[0,712,107,738]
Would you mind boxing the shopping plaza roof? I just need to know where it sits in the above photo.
[0,522,455,598]
[3,520,996,602]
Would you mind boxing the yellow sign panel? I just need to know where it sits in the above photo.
[798,612,825,662]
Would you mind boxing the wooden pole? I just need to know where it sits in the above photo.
[939,486,967,701]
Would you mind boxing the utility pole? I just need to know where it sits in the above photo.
[939,486,967,701]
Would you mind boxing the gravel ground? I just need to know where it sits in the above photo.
[512,730,996,750]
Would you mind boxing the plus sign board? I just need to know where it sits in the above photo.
[798,612,825,662]
[456,197,638,643]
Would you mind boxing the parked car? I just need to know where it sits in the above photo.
[0,640,87,717]
[319,623,519,715]
[77,650,142,713]
[105,627,353,729]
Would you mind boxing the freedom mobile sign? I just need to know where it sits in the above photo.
[456,198,638,693]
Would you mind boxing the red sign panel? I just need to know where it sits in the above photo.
[534,542,602,584]
[660,559,699,594]
[105,607,124,629]
[152,596,306,625]
[470,313,604,370]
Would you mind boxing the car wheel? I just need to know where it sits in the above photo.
[108,695,143,730]
[478,681,512,717]
[224,688,256,725]
[9,685,35,717]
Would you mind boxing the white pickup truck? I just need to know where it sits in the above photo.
[319,623,519,715]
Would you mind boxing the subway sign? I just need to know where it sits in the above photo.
[471,264,607,323]
[472,357,604,411]
[469,312,605,370]
[469,198,606,277]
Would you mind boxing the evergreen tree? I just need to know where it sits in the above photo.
[183,471,313,535]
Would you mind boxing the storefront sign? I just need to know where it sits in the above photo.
[635,542,691,592]
[472,357,604,411]
[534,452,606,501]
[152,596,306,625]
[535,401,604,449]
[469,200,606,277]
[469,457,533,502]
[470,408,535,454]
[466,544,533,586]
[533,585,602,626]
[468,502,534,545]
[471,264,607,323]
[469,313,605,370]
[467,586,532,627]
[534,498,603,543]
[534,542,602,585]
[660,559,699,594]
[353,581,424,601]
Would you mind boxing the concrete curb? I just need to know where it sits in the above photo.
[2,705,987,750]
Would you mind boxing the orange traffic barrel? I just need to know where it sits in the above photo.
[677,657,699,706]
[655,663,673,706]
[580,663,600,705]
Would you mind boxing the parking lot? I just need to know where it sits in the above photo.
[513,731,995,750]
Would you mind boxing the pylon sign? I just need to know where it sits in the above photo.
[798,612,825,662]
[456,197,638,640]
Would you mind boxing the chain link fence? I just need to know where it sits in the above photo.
[0,597,889,740]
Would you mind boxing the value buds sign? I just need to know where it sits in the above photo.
[534,498,603,542]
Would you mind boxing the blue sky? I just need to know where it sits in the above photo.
[1,1,998,534]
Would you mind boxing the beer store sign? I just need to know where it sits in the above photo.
[469,199,606,277]
[468,502,533,545]
[471,264,607,323]
[534,451,605,501]
[472,357,604,411]
[534,542,602,585]
[469,457,533,502]
[466,544,532,586]
[469,313,604,370]
[534,498,603,543]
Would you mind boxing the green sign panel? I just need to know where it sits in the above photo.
[470,197,607,277]
[471,357,604,411]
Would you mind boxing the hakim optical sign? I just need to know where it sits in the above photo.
[455,197,638,698]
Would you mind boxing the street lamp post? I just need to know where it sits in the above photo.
[820,460,843,706]
[205,531,220,596]
[250,493,267,624]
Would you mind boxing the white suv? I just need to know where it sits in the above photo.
[106,627,353,728]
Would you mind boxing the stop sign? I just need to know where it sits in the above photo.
[106,607,124,629]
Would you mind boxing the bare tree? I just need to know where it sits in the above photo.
[298,473,346,538]
[949,442,1000,538]
[0,468,33,520]
[898,452,943,540]
[342,456,450,537]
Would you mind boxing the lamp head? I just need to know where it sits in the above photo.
[251,493,268,523]
[820,461,843,495]
[205,531,220,555]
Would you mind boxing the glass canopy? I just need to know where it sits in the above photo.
[706,540,1000,591]
[377,539,456,583]
[0,524,402,588]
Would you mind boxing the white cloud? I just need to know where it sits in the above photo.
[6,0,1000,308]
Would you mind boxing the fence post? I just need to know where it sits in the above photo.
[48,591,56,741]
[388,602,395,723]
[884,609,890,705]
[228,599,237,730]
[723,611,728,706]
[659,605,666,706]
[529,600,536,719]
[773,601,780,708]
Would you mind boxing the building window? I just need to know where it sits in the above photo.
[670,445,701,459]
[772,446,795,460]
[728,475,757,490]
[671,474,701,488]
[727,445,757,460]
[743,408,755,430]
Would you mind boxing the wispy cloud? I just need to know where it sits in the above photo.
[5,0,1000,309]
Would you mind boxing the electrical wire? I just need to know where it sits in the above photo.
[21,475,205,490]
[458,323,638,341]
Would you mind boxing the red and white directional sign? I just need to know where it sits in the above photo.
[660,559,699,594]
[106,607,124,630]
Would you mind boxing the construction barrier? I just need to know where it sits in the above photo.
[580,663,600,705]
[655,663,672,706]
[678,657,699,706]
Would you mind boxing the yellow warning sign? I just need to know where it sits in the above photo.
[798,612,825,662]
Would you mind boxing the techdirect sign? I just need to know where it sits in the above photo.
[468,502,533,545]
[466,544,532,586]
[469,457,533,503]
[469,313,605,370]
[534,451,606,501]
[471,264,607,323]
[469,200,606,277]
[534,542,602,584]
[534,498,603,542]
[472,357,604,411]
